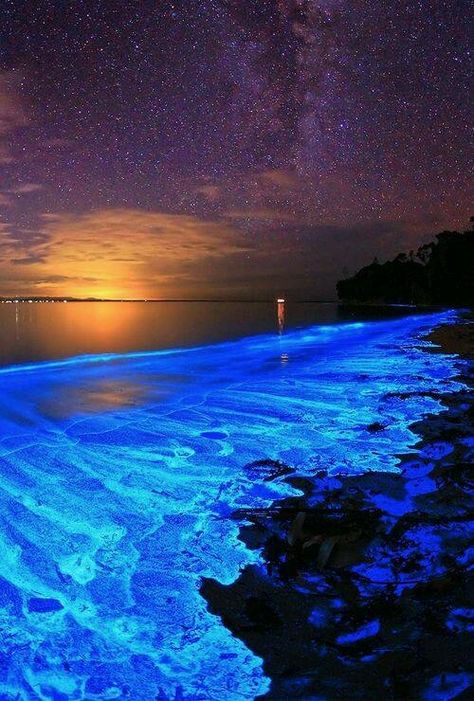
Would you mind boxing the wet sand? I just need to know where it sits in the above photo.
[428,314,474,359]
[202,315,474,700]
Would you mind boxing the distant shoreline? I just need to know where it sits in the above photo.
[0,298,465,306]
[0,297,339,304]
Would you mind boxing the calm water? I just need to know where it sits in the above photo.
[0,305,464,698]
[0,300,423,367]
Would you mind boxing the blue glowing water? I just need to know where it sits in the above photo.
[0,311,465,699]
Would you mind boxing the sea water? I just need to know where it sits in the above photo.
[0,310,465,699]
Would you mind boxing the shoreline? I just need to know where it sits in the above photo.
[202,317,474,699]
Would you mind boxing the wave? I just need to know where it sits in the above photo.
[0,311,465,699]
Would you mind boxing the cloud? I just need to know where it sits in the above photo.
[194,184,222,202]
[0,72,28,164]
[0,72,35,209]
[8,183,43,194]
[0,208,252,298]
[225,207,297,223]
[1,183,43,207]
[259,169,299,189]
[0,203,458,299]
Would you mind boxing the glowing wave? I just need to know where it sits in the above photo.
[0,312,465,699]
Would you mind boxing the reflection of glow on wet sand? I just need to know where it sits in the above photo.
[0,312,465,699]
[40,375,187,418]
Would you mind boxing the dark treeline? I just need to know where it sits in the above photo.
[337,219,474,306]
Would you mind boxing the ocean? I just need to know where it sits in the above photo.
[0,303,463,698]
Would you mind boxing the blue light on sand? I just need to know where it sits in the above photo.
[0,312,465,699]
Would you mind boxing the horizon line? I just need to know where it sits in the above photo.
[0,296,339,304]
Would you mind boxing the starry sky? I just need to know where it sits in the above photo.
[0,0,471,299]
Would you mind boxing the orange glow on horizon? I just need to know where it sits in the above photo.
[0,208,250,299]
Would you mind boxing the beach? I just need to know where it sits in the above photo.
[0,311,471,699]
[203,314,474,699]
[429,316,474,359]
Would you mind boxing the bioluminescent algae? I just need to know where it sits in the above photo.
[0,312,465,699]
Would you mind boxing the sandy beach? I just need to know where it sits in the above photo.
[429,315,474,359]
[203,315,474,699]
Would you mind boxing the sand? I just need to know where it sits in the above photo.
[203,313,474,699]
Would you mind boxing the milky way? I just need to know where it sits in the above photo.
[0,1,472,298]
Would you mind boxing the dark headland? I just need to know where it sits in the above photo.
[337,219,474,307]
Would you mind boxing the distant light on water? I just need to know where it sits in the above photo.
[277,297,285,334]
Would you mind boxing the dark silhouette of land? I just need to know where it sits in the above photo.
[337,219,474,306]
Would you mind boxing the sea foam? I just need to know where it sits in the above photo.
[0,312,465,699]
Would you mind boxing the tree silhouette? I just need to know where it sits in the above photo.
[337,220,474,306]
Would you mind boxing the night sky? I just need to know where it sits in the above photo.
[0,1,471,299]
